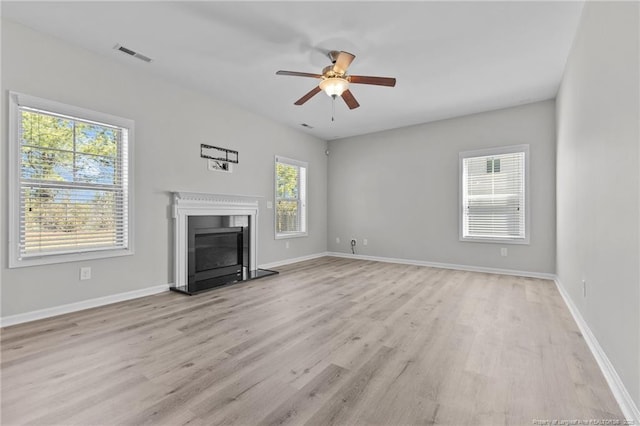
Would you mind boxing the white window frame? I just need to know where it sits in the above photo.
[274,155,308,239]
[459,144,530,244]
[8,91,135,267]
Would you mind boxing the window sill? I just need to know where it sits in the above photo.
[9,247,134,268]
[460,236,529,245]
[275,232,308,240]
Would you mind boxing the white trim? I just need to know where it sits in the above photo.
[172,192,260,288]
[2,253,636,423]
[8,92,20,266]
[0,284,169,328]
[274,155,308,169]
[172,191,263,206]
[9,92,134,128]
[274,233,309,240]
[274,232,309,240]
[327,252,555,280]
[554,278,640,424]
[261,251,555,279]
[274,155,308,239]
[259,252,329,270]
[0,250,329,327]
[459,144,530,245]
[324,253,637,421]
[8,91,135,268]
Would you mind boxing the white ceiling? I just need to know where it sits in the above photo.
[2,1,584,140]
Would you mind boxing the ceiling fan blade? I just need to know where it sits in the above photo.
[276,70,323,79]
[294,86,322,105]
[332,51,356,75]
[341,89,360,110]
[349,75,396,87]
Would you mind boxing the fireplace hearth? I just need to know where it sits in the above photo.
[171,192,278,295]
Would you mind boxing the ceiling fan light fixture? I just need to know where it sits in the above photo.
[276,50,395,109]
[319,77,349,97]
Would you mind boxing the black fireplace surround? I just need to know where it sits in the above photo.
[191,225,245,292]
[171,215,277,295]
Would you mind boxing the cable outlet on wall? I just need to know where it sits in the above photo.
[266,201,273,209]
[500,247,508,257]
[207,159,232,173]
[80,267,92,280]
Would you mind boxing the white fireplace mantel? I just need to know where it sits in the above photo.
[172,192,260,288]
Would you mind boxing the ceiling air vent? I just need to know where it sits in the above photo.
[113,44,152,63]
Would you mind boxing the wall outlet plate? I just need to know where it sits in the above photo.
[80,267,92,280]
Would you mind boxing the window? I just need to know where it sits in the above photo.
[9,92,134,267]
[460,145,529,244]
[275,156,307,238]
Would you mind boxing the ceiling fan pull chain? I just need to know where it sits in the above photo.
[276,50,395,112]
[331,95,336,122]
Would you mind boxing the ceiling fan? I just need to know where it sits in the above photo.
[276,50,396,110]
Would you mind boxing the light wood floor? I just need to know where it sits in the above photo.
[1,257,623,425]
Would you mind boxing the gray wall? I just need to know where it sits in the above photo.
[1,19,328,317]
[327,100,556,274]
[556,1,640,408]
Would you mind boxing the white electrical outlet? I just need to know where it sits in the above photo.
[285,241,290,249]
[266,201,273,209]
[500,247,508,257]
[363,239,368,246]
[336,237,340,244]
[582,280,587,297]
[80,267,92,280]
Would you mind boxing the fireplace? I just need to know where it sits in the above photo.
[172,192,277,295]
[188,216,247,293]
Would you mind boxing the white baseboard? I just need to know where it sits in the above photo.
[327,252,638,421]
[327,251,556,280]
[554,278,640,423]
[0,284,170,328]
[0,251,325,327]
[259,252,329,270]
[3,255,636,424]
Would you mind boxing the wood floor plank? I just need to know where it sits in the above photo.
[0,257,624,425]
[304,345,396,426]
[257,363,349,426]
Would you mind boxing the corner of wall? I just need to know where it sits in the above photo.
[554,277,640,423]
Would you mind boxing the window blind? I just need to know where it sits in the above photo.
[462,150,526,241]
[18,106,129,258]
[275,156,307,237]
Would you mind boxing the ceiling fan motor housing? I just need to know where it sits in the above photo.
[328,50,342,64]
[322,65,342,78]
